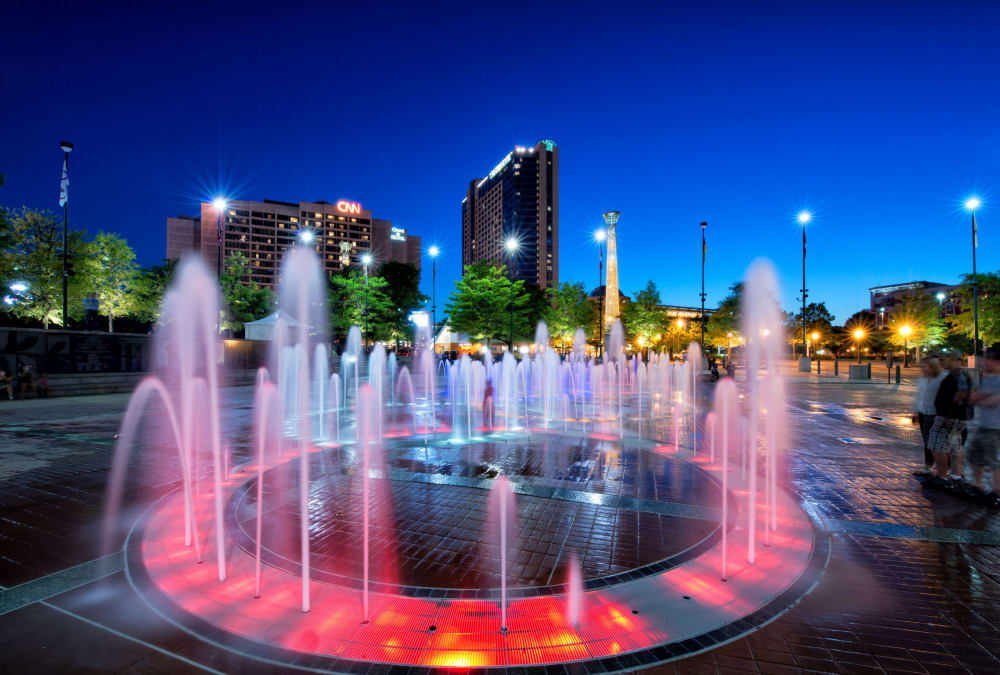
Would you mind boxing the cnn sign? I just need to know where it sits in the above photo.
[336,200,362,215]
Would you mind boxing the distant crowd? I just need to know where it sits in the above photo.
[0,364,48,400]
[913,351,1000,506]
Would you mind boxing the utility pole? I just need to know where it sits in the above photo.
[700,222,707,349]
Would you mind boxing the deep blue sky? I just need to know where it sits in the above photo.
[3,1,999,322]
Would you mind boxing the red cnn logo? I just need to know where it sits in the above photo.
[336,200,362,214]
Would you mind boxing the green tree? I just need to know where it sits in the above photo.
[886,291,945,359]
[952,272,1000,351]
[377,261,427,345]
[220,251,275,333]
[88,232,142,332]
[622,280,666,349]
[705,282,743,347]
[545,282,598,353]
[2,207,88,328]
[329,267,394,343]
[445,262,533,347]
[662,317,701,355]
[789,301,835,354]
[133,258,179,323]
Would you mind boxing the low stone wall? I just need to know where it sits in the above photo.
[21,369,260,398]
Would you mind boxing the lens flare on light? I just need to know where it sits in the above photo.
[796,210,812,225]
[965,196,981,211]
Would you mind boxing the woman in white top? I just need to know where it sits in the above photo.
[912,357,946,475]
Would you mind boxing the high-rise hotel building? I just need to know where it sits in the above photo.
[166,198,420,288]
[462,140,559,287]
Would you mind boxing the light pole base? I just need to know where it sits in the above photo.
[798,356,812,373]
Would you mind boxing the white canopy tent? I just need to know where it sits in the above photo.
[244,310,302,341]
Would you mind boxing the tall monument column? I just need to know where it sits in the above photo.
[603,211,621,327]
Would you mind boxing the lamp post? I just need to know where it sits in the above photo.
[505,238,519,351]
[879,306,886,331]
[212,196,228,283]
[361,253,372,349]
[594,228,606,356]
[797,210,812,369]
[900,324,912,368]
[59,141,73,327]
[428,245,439,340]
[936,292,946,318]
[810,331,820,358]
[853,328,864,363]
[966,197,982,361]
[700,221,707,349]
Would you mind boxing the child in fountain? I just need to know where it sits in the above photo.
[968,350,1000,505]
[483,379,495,429]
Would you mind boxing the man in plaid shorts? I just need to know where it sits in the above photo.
[924,351,974,490]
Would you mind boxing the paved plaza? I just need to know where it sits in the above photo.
[0,377,998,674]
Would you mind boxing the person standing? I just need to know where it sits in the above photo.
[911,357,946,476]
[925,351,975,490]
[968,350,1000,506]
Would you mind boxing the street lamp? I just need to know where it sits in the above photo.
[810,331,820,357]
[361,253,373,349]
[212,196,228,283]
[594,228,606,354]
[299,230,314,244]
[505,237,519,351]
[936,291,946,318]
[797,210,812,368]
[853,328,865,363]
[899,324,912,367]
[428,245,439,341]
[965,196,982,361]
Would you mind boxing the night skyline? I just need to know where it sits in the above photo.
[3,1,999,323]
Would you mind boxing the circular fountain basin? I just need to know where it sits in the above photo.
[128,429,828,672]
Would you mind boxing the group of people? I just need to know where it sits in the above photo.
[912,350,1000,507]
[0,364,48,400]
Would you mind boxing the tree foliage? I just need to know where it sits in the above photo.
[705,282,743,346]
[377,261,427,344]
[132,258,179,323]
[328,267,394,343]
[220,251,274,333]
[622,280,666,345]
[545,282,598,352]
[445,262,534,346]
[88,231,141,332]
[952,272,1000,350]
[2,207,89,328]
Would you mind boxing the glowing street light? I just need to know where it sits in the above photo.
[299,230,314,244]
[899,324,913,367]
[965,196,983,359]
[505,237,519,350]
[428,245,440,339]
[852,327,865,363]
[797,210,812,367]
[676,318,685,328]
[212,196,228,284]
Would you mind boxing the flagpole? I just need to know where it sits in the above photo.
[59,141,74,328]
[700,222,707,349]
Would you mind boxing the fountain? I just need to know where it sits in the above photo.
[106,250,820,672]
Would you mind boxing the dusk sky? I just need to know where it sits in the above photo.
[3,1,999,322]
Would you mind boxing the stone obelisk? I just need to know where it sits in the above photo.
[603,211,621,327]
